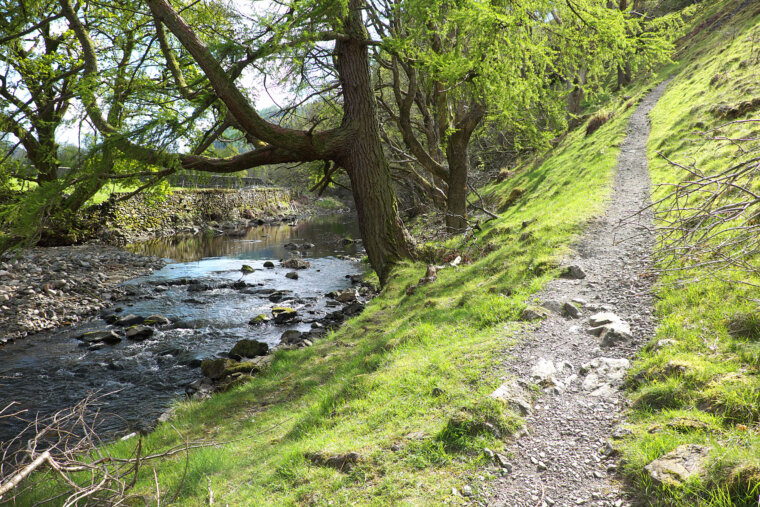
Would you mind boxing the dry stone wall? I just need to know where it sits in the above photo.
[99,187,294,238]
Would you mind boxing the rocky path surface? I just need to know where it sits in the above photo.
[488,81,670,507]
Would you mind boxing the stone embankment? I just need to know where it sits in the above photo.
[0,246,164,344]
[92,187,295,244]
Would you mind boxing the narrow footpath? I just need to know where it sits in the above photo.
[489,81,670,507]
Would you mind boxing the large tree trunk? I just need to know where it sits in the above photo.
[336,0,415,283]
[445,131,469,233]
[444,103,484,234]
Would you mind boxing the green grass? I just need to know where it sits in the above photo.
[618,1,760,504]
[10,84,643,505]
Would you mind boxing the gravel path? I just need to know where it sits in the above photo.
[488,81,670,507]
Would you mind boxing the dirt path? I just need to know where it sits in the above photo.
[488,81,670,507]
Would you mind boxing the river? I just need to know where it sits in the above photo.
[0,215,363,444]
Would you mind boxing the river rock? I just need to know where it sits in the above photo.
[77,329,121,344]
[126,325,154,341]
[645,444,711,487]
[201,358,266,380]
[333,289,358,303]
[229,339,269,359]
[268,290,290,303]
[249,313,270,325]
[115,314,144,327]
[272,307,298,324]
[280,329,303,344]
[284,242,298,250]
[302,243,315,249]
[144,314,171,326]
[342,302,365,317]
[285,271,299,280]
[281,258,310,270]
[263,261,275,268]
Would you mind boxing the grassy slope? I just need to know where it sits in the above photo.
[619,1,760,504]
[17,92,645,504]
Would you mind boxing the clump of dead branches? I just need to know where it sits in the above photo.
[651,119,760,281]
[0,393,214,506]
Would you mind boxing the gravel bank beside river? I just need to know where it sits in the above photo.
[0,246,164,344]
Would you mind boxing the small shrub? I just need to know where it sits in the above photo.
[499,188,523,212]
[586,110,614,136]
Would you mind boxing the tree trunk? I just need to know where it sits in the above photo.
[336,0,415,283]
[445,131,469,233]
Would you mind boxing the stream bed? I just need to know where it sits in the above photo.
[0,215,364,444]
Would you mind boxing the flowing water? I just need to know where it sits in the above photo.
[0,215,363,444]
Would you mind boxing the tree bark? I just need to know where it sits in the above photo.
[444,103,484,234]
[445,131,469,233]
[336,0,415,283]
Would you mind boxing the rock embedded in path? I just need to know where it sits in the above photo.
[520,306,550,322]
[644,444,711,487]
[600,324,632,347]
[588,312,632,345]
[579,357,630,397]
[489,381,532,416]
[126,325,154,341]
[562,302,581,319]
[229,339,269,359]
[560,265,586,279]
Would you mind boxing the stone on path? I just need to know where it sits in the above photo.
[579,357,630,397]
[489,381,532,416]
[560,265,586,279]
[520,306,550,322]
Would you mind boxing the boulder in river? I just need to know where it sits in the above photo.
[126,325,154,341]
[280,329,303,345]
[272,307,298,324]
[200,358,267,380]
[281,258,310,270]
[285,271,299,280]
[332,289,358,303]
[263,261,275,269]
[144,314,171,326]
[78,330,122,345]
[249,313,270,325]
[115,314,144,327]
[241,264,255,274]
[230,339,269,359]
[284,242,299,250]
